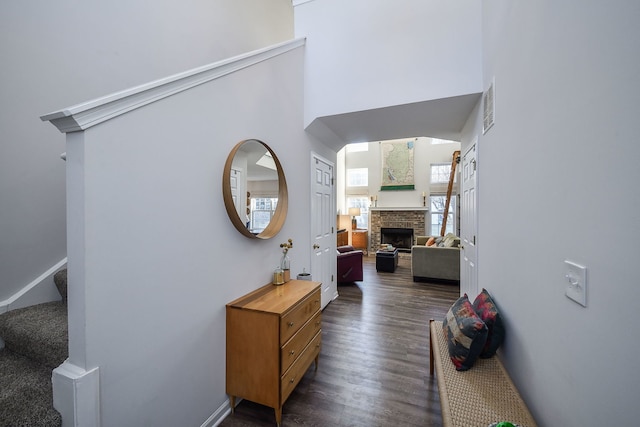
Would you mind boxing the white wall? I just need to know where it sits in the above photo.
[460,1,640,425]
[0,0,293,301]
[53,43,336,426]
[295,0,482,128]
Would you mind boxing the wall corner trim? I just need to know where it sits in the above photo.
[40,38,306,134]
[53,362,100,427]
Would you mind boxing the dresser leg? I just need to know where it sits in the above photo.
[275,407,282,426]
[229,396,236,414]
[314,354,319,371]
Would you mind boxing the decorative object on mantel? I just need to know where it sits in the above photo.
[279,238,293,282]
[370,195,377,207]
[380,139,415,191]
[348,207,361,230]
[422,191,426,207]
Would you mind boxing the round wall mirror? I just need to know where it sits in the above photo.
[222,139,288,239]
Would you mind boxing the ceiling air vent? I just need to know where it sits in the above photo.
[483,78,495,134]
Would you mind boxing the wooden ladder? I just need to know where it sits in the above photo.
[440,150,461,236]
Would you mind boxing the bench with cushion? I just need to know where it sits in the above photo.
[429,319,537,427]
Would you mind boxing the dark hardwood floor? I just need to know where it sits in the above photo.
[219,254,459,427]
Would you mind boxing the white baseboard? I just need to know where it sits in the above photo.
[0,258,67,313]
[201,399,232,427]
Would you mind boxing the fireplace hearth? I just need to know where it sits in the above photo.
[380,227,414,252]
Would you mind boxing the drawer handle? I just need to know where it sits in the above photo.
[315,321,321,326]
[289,350,295,355]
[288,321,294,327]
[289,376,296,383]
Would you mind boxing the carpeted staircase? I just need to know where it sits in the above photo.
[0,269,68,427]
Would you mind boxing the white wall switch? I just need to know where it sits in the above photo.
[564,260,587,307]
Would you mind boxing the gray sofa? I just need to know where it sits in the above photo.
[411,235,460,282]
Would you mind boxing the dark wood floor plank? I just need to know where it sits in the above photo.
[220,255,459,426]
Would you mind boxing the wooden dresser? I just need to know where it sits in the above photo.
[226,280,322,426]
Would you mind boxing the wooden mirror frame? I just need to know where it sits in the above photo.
[222,139,288,239]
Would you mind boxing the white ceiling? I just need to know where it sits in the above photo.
[306,93,481,151]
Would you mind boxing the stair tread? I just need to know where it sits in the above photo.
[0,301,68,369]
[0,348,62,427]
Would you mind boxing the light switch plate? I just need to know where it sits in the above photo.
[564,260,587,307]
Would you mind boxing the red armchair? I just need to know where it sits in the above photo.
[337,245,364,284]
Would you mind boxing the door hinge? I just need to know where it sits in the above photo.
[331,177,334,186]
[332,226,334,233]
[331,274,334,282]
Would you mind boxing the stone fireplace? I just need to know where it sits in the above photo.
[370,208,428,254]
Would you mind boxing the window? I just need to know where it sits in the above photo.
[346,142,369,152]
[430,195,456,236]
[250,197,278,232]
[346,197,369,229]
[346,168,368,187]
[430,163,454,184]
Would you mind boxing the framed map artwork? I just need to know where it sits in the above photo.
[380,140,415,190]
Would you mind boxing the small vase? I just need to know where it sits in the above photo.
[281,252,291,282]
[273,266,284,285]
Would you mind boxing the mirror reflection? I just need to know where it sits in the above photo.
[223,139,288,239]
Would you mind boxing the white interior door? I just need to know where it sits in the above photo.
[461,142,478,298]
[310,153,336,309]
[230,167,245,224]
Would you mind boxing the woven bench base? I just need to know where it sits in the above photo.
[429,320,537,427]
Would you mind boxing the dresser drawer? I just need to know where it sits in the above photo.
[280,289,321,344]
[280,331,321,403]
[280,311,322,374]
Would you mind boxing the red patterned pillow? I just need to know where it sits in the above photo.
[442,294,488,371]
[472,288,506,358]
